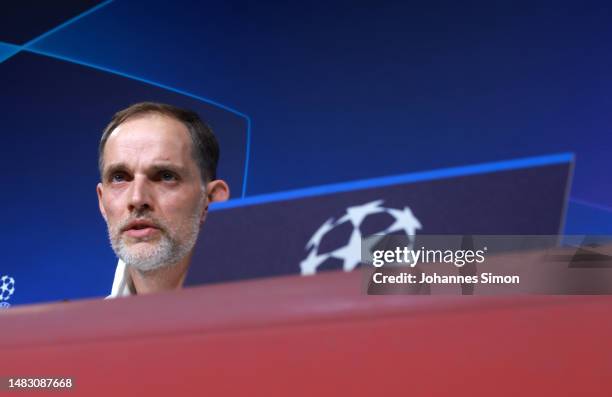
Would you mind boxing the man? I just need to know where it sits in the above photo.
[97,102,229,298]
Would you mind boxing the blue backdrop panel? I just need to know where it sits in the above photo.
[186,155,571,286]
[22,1,612,207]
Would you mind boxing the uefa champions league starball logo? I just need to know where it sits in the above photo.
[300,200,422,275]
[0,275,16,308]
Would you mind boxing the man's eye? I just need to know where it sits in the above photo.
[160,171,177,181]
[111,173,126,183]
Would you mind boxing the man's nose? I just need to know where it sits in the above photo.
[127,175,153,212]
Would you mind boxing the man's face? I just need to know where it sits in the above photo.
[97,114,207,271]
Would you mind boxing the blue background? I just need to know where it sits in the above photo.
[1,1,611,304]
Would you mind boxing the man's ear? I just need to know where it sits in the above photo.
[207,180,230,203]
[199,180,230,225]
[96,182,107,222]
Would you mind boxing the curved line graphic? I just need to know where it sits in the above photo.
[569,198,612,214]
[211,153,575,210]
[0,0,253,197]
[24,0,116,48]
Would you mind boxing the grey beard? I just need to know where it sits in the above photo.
[111,229,195,272]
[107,203,203,273]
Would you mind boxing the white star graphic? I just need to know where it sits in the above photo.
[384,207,422,238]
[306,217,337,250]
[330,228,363,272]
[337,200,386,227]
[300,247,331,275]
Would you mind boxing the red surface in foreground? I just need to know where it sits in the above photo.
[1,271,611,396]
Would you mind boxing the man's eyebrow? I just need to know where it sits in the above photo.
[102,162,190,179]
[148,163,188,175]
[103,162,189,179]
[103,163,129,179]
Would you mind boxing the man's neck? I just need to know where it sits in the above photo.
[128,254,192,295]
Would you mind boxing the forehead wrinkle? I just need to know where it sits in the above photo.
[105,120,192,163]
